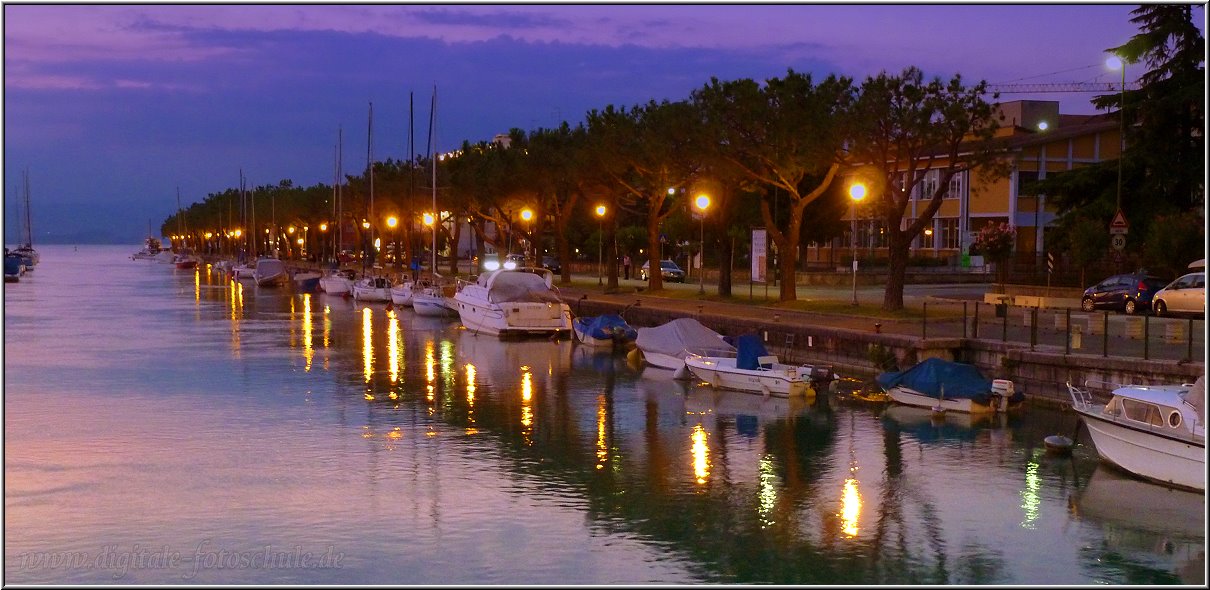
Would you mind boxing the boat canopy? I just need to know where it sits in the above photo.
[735,333,770,370]
[1184,375,1205,425]
[576,314,637,341]
[636,318,734,358]
[877,357,993,402]
[482,270,561,304]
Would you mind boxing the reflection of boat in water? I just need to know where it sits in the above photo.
[454,329,573,388]
[881,403,1008,443]
[1071,466,1205,585]
[1068,377,1204,492]
[685,387,811,420]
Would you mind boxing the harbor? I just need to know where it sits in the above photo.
[4,245,1204,584]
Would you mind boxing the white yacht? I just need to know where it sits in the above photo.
[450,268,571,337]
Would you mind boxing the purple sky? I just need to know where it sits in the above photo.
[4,3,1196,243]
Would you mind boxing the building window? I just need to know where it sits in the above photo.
[940,218,960,249]
[946,171,963,200]
[1017,171,1040,196]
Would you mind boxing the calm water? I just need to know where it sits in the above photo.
[4,245,1205,585]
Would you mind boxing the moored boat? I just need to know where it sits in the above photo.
[318,268,354,294]
[1068,377,1204,492]
[684,333,833,398]
[5,248,25,282]
[173,248,200,269]
[253,258,288,287]
[876,357,1022,413]
[450,268,571,337]
[572,313,637,348]
[352,275,392,302]
[292,270,321,293]
[633,317,733,371]
[390,278,429,307]
[412,283,459,318]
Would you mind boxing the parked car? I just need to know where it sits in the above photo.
[541,255,561,274]
[503,254,526,269]
[1152,271,1205,317]
[1080,272,1169,315]
[639,259,686,282]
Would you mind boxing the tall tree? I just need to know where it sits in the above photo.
[693,71,854,301]
[846,67,1005,311]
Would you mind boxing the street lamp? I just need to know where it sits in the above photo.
[595,205,606,285]
[848,182,867,306]
[694,194,710,294]
[423,212,436,275]
[386,215,398,269]
[520,208,534,264]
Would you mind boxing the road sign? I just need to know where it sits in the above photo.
[1047,252,1055,273]
[1110,209,1129,235]
[1111,234,1127,251]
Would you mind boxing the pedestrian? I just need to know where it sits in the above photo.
[623,254,631,280]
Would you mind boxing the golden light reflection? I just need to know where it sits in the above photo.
[387,427,402,440]
[691,424,710,485]
[465,363,477,431]
[229,279,242,357]
[841,477,862,538]
[302,294,314,372]
[1021,451,1042,530]
[194,268,200,302]
[520,367,534,444]
[758,456,778,528]
[425,340,436,403]
[387,310,400,383]
[440,341,455,399]
[595,394,608,469]
[362,307,373,383]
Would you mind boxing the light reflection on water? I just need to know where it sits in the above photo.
[4,246,1204,585]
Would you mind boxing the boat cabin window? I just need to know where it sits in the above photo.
[1120,398,1165,427]
[1168,411,1182,428]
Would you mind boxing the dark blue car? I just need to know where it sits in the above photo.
[1081,272,1169,315]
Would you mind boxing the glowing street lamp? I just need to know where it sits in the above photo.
[694,194,710,294]
[423,212,436,274]
[520,208,534,264]
[595,205,606,285]
[848,183,867,306]
[386,215,398,268]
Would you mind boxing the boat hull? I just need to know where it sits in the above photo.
[684,355,819,398]
[318,275,351,294]
[412,295,457,317]
[886,385,1006,413]
[451,295,571,337]
[1074,405,1205,492]
[641,350,689,371]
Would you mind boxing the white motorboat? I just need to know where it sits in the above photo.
[352,275,392,302]
[450,268,571,337]
[1068,377,1205,492]
[232,263,257,280]
[318,268,354,294]
[633,317,733,371]
[292,270,321,292]
[154,250,176,264]
[253,258,288,287]
[877,357,1023,413]
[412,284,458,318]
[390,278,429,306]
[683,334,832,398]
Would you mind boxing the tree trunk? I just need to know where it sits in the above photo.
[883,232,909,311]
[718,234,733,297]
[447,219,461,276]
[646,211,663,291]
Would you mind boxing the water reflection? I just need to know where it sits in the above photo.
[8,250,1199,585]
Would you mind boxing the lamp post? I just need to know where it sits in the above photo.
[318,223,327,264]
[694,194,710,295]
[1106,54,1126,211]
[595,205,606,285]
[848,183,867,306]
[386,215,398,270]
[423,212,435,276]
[520,208,534,265]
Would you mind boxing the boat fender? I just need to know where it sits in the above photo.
[626,348,643,365]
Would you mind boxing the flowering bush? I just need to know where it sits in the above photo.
[970,222,1016,263]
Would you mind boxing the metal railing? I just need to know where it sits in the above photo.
[919,300,1204,362]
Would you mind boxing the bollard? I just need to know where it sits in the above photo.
[1071,323,1083,350]
[874,322,882,334]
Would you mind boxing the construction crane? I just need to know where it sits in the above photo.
[987,81,1140,93]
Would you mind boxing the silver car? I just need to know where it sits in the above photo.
[1152,271,1205,317]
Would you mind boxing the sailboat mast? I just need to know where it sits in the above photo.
[23,169,33,248]
[366,101,374,274]
[409,91,415,270]
[430,86,438,277]
[176,186,184,248]
[337,126,343,265]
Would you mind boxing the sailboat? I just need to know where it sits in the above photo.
[13,169,39,269]
[320,127,355,295]
[351,102,392,302]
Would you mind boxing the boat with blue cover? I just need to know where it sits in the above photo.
[573,313,638,348]
[684,333,833,398]
[877,357,1022,413]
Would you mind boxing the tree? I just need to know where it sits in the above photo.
[692,71,854,301]
[970,222,1016,291]
[846,67,1006,311]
